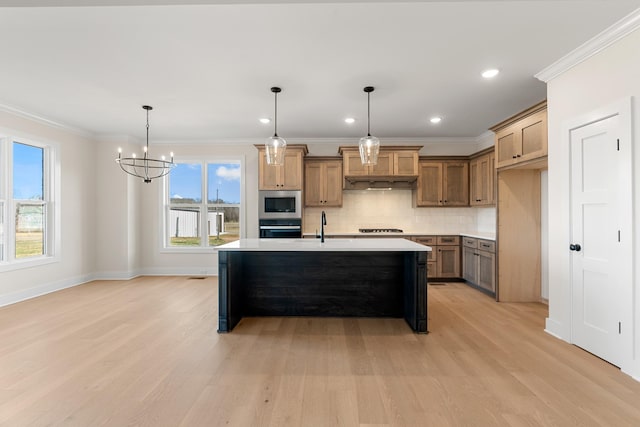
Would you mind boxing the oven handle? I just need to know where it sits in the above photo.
[259,226,301,230]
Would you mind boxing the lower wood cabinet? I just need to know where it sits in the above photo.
[462,236,496,294]
[413,235,460,279]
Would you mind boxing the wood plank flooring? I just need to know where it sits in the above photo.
[1,276,639,426]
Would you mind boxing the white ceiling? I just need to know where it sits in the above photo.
[0,1,639,143]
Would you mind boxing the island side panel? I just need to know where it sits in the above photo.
[217,250,244,333]
[403,251,428,333]
[240,251,404,318]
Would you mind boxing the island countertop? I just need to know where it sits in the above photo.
[216,238,432,252]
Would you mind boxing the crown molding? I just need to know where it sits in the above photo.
[535,8,640,83]
[0,102,94,137]
[150,135,483,146]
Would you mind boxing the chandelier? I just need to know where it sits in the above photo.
[265,87,287,166]
[359,86,380,166]
[116,105,175,183]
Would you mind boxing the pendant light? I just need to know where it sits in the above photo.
[265,86,287,166]
[116,105,175,183]
[359,86,380,166]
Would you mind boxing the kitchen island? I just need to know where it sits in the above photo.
[216,238,431,333]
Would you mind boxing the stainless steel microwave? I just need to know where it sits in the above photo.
[258,190,302,219]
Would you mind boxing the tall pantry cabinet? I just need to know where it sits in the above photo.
[491,100,547,302]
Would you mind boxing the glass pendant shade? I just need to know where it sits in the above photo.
[265,86,287,166]
[359,135,380,166]
[359,86,380,165]
[265,135,287,165]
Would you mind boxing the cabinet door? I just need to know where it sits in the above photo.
[436,246,460,278]
[427,261,437,279]
[323,161,343,206]
[471,153,493,206]
[470,159,480,205]
[477,250,496,292]
[281,150,303,190]
[442,162,469,206]
[487,151,496,204]
[394,151,418,176]
[369,152,393,175]
[304,162,323,207]
[343,151,368,176]
[462,246,478,283]
[519,110,547,162]
[416,162,443,206]
[258,150,281,190]
[495,126,518,168]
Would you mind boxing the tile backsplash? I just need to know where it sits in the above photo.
[303,189,496,235]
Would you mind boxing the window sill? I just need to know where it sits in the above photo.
[0,255,59,273]
[159,247,219,254]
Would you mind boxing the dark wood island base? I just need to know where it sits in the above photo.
[218,249,428,333]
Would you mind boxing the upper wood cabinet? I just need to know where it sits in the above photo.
[470,150,496,206]
[257,145,308,190]
[304,157,343,207]
[416,160,469,207]
[339,146,420,177]
[491,101,547,169]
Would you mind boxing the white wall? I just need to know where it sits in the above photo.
[0,110,97,306]
[545,27,640,379]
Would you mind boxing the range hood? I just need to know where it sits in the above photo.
[343,175,418,190]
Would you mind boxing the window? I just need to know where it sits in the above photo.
[165,159,242,249]
[0,136,58,270]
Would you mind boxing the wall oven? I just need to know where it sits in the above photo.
[258,190,302,220]
[259,219,302,239]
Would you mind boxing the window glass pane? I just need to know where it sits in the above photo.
[207,206,239,246]
[13,142,44,200]
[15,203,44,258]
[207,162,241,246]
[169,163,202,204]
[168,207,201,246]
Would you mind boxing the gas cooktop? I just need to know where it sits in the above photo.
[358,228,404,233]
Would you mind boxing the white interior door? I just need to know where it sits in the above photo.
[569,114,629,367]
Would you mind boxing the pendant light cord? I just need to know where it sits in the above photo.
[146,108,150,153]
[273,91,279,137]
[367,91,371,137]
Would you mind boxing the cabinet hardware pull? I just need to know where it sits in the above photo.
[516,154,521,158]
[512,155,517,159]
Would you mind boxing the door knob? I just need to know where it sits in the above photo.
[569,244,582,252]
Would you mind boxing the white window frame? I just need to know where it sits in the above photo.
[0,134,60,272]
[160,156,245,253]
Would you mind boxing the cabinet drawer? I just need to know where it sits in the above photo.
[462,237,477,248]
[414,236,437,246]
[478,239,495,252]
[437,236,460,245]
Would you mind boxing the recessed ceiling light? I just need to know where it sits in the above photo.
[344,117,355,124]
[430,116,442,124]
[259,118,271,124]
[482,68,500,79]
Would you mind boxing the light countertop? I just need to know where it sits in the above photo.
[301,231,496,241]
[217,238,432,252]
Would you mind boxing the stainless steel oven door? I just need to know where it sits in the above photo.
[258,190,302,219]
[259,225,302,239]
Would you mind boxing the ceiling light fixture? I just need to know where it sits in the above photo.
[430,116,442,124]
[482,68,500,79]
[116,105,175,183]
[344,117,355,124]
[259,118,271,124]
[359,86,380,166]
[265,87,287,166]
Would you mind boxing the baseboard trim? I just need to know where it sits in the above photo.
[544,317,567,341]
[0,273,94,308]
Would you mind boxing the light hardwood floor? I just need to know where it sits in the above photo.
[1,277,639,426]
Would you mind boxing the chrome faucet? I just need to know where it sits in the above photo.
[321,210,327,243]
